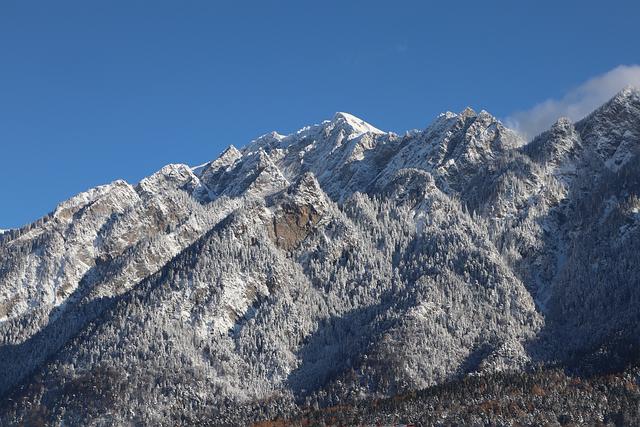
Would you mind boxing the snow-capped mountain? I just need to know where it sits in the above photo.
[1,89,640,425]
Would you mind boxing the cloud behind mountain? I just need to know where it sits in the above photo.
[506,65,640,140]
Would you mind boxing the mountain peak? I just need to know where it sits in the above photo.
[586,86,640,118]
[330,112,384,138]
[551,116,574,130]
[244,131,285,154]
[575,86,640,171]
[460,106,477,118]
[615,85,640,101]
[137,163,201,197]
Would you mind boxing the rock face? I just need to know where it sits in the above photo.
[1,89,640,425]
[268,173,326,250]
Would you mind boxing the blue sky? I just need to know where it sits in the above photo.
[1,1,639,228]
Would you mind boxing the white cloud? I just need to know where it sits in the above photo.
[505,65,640,140]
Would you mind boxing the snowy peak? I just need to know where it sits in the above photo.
[525,117,582,168]
[244,131,285,154]
[425,106,522,149]
[244,151,290,197]
[218,145,243,164]
[553,116,573,129]
[608,85,640,107]
[547,117,579,144]
[329,112,384,140]
[372,106,522,197]
[199,148,289,199]
[580,86,640,124]
[459,106,477,119]
[199,145,242,178]
[136,163,203,198]
[576,86,640,170]
[53,179,137,222]
[434,107,522,165]
[241,113,383,157]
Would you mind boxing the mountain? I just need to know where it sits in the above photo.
[1,89,639,425]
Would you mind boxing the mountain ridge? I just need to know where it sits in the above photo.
[1,88,639,425]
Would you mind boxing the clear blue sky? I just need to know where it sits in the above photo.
[1,1,639,228]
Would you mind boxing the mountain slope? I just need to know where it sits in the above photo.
[1,89,640,425]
